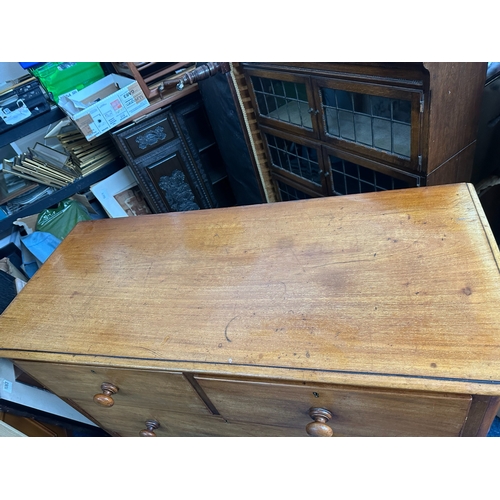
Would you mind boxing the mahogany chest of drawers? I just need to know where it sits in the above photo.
[1,183,499,436]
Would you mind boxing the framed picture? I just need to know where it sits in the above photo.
[90,166,152,218]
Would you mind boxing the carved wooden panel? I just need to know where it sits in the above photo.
[145,147,205,211]
[112,95,218,213]
[123,115,175,159]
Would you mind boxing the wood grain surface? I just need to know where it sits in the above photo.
[14,361,212,415]
[1,183,500,395]
[195,376,471,437]
[78,403,308,437]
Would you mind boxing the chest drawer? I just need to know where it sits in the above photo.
[15,361,211,416]
[81,404,306,437]
[195,377,472,437]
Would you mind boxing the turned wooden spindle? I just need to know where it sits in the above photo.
[176,62,230,90]
[93,382,119,407]
[158,63,230,97]
[139,419,160,437]
[306,407,334,437]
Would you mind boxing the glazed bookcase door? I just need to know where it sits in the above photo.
[321,145,421,196]
[244,68,319,140]
[311,77,423,172]
[260,125,330,197]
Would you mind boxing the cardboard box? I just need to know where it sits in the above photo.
[58,74,149,141]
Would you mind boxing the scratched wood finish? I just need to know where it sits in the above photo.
[15,361,211,415]
[195,377,471,437]
[1,183,500,398]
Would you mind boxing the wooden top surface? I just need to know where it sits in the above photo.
[2,183,500,395]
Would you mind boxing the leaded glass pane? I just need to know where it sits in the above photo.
[272,80,285,96]
[325,108,339,136]
[329,154,412,196]
[321,88,412,159]
[266,134,321,185]
[276,180,312,201]
[251,76,313,130]
[372,118,392,151]
[338,110,355,141]
[353,114,372,146]
[393,122,411,157]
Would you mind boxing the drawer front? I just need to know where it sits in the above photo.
[79,403,306,437]
[195,377,472,437]
[15,361,211,416]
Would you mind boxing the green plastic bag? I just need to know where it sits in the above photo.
[36,198,91,240]
[31,62,104,103]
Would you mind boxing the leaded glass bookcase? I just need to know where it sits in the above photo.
[238,63,487,201]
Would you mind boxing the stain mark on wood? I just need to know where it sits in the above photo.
[463,287,472,296]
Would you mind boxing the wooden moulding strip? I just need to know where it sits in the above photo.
[142,62,194,84]
[71,142,108,154]
[6,349,500,397]
[12,166,67,188]
[20,159,74,183]
[26,154,79,179]
[20,158,71,179]
[81,154,117,176]
[5,168,54,188]
[229,63,276,202]
[76,148,114,164]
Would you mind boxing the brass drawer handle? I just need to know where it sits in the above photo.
[93,382,119,407]
[140,419,160,437]
[306,407,334,437]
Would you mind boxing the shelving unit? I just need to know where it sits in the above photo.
[0,107,65,149]
[0,106,124,238]
[0,158,124,237]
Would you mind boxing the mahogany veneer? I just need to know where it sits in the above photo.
[1,183,499,436]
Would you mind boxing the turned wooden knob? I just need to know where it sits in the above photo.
[306,407,334,437]
[93,382,119,407]
[139,419,160,437]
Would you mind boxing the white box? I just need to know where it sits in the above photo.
[58,74,149,141]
